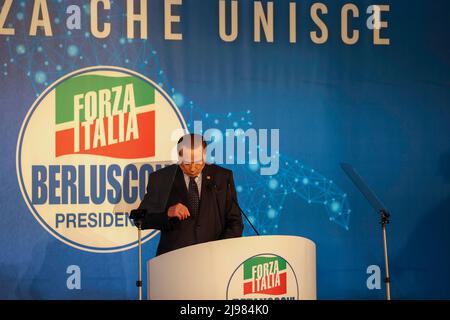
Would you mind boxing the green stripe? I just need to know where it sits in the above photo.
[55,75,155,124]
[243,256,286,280]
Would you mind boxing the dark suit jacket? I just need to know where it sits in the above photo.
[138,164,243,256]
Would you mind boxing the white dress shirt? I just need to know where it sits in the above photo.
[183,172,202,198]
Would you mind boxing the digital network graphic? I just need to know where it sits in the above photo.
[2,1,351,236]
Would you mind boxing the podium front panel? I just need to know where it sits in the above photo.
[147,235,316,300]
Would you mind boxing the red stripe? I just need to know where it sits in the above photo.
[243,272,287,295]
[55,128,74,157]
[55,111,155,159]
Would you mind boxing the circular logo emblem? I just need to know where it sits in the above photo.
[226,254,299,300]
[16,66,186,253]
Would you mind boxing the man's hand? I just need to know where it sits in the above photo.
[167,203,190,220]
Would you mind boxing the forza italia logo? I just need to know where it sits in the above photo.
[243,256,287,295]
[226,254,299,300]
[16,66,186,253]
[54,73,156,159]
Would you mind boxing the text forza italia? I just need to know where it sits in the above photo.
[0,0,390,45]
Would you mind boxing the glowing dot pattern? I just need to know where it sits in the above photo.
[1,0,351,235]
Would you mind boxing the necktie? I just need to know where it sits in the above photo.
[188,176,200,217]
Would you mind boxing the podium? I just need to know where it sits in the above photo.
[147,235,316,300]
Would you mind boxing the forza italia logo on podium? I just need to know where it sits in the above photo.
[243,256,287,295]
[16,66,186,253]
[227,254,299,300]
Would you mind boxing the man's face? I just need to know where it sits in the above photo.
[178,146,206,177]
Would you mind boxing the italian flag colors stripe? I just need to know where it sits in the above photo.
[243,256,287,295]
[55,110,155,159]
[243,272,287,295]
[54,74,156,159]
[55,75,154,124]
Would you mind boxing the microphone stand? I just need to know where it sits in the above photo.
[136,219,143,301]
[380,209,391,300]
[341,163,392,300]
[130,209,145,300]
[130,163,180,300]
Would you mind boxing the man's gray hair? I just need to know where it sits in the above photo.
[177,133,207,156]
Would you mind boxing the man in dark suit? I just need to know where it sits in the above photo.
[137,133,243,256]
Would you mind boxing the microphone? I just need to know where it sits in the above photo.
[206,175,260,236]
[228,184,260,236]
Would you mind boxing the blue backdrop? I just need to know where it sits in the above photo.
[0,0,449,299]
